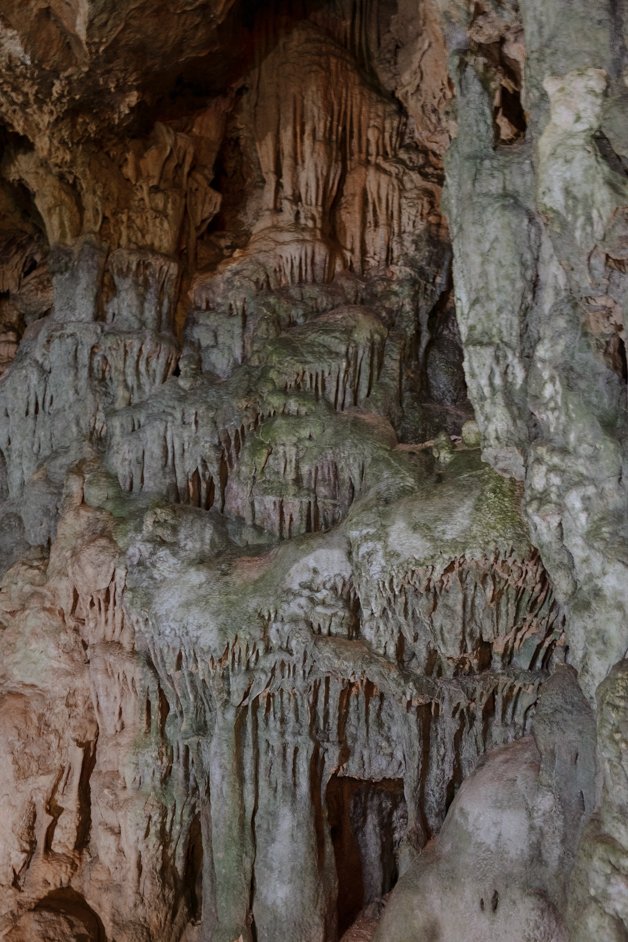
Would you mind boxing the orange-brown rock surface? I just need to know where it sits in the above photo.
[0,1,626,940]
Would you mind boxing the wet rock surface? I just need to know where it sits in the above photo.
[0,0,626,940]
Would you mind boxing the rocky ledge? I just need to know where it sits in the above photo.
[0,1,626,940]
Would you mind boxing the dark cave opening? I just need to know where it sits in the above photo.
[183,813,204,924]
[467,21,527,147]
[326,776,406,937]
[495,82,527,142]
[607,332,628,384]
[34,887,107,942]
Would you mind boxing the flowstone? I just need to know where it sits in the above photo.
[0,0,625,940]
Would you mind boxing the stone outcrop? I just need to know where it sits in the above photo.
[443,0,628,702]
[0,1,625,940]
[375,666,596,942]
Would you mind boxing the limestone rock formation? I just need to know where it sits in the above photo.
[0,1,625,941]
[375,667,596,942]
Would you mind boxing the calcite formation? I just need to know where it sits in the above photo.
[0,1,625,941]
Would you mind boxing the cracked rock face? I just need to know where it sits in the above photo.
[0,1,625,941]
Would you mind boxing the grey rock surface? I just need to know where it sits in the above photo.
[0,0,626,940]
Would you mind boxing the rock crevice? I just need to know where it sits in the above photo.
[0,0,625,940]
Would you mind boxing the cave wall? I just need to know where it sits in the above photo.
[0,1,625,941]
[438,4,628,937]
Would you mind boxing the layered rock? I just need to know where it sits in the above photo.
[0,0,625,940]
[0,445,565,941]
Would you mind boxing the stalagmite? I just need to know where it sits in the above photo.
[0,1,625,941]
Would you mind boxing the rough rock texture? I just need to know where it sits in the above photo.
[375,667,596,942]
[0,0,625,941]
[423,3,628,938]
[375,739,571,942]
[443,0,628,702]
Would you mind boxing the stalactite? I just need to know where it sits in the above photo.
[0,1,620,940]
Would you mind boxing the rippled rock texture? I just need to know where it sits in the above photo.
[0,1,625,940]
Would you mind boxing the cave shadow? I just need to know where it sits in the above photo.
[34,887,107,942]
[326,775,406,937]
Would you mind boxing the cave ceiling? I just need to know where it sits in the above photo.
[0,1,626,941]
